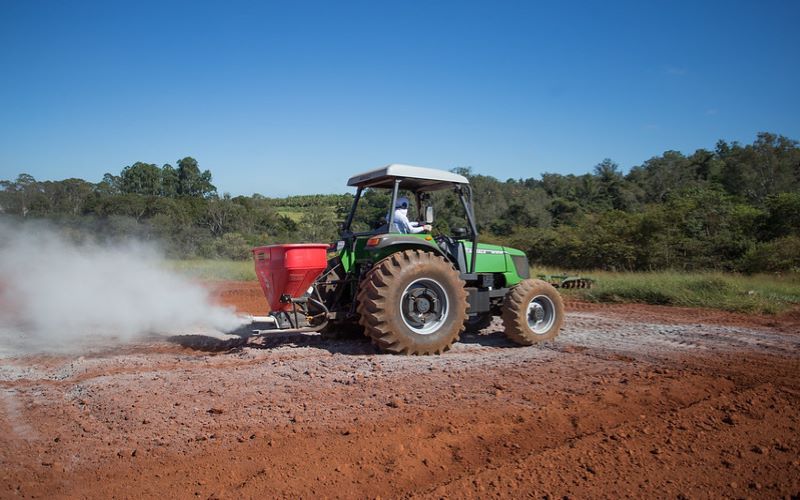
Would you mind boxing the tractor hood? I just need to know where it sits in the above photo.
[463,241,530,284]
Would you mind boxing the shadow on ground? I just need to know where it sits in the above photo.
[168,323,378,355]
[458,327,517,348]
[168,322,517,354]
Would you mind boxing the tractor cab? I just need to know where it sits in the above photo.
[339,164,481,275]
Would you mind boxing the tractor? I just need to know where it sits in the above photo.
[248,164,564,354]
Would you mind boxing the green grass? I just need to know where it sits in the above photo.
[275,207,305,222]
[540,269,800,314]
[166,259,256,281]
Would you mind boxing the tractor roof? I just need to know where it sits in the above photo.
[347,164,469,191]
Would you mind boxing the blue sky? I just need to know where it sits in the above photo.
[1,0,798,197]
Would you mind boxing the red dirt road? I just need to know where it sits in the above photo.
[1,282,798,499]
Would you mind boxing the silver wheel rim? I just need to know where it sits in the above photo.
[526,295,556,334]
[400,278,449,335]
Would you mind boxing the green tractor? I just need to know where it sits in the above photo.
[250,164,564,355]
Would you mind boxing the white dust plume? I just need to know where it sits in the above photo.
[0,221,246,355]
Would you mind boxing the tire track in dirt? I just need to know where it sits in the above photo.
[0,389,38,441]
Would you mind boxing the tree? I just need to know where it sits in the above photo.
[0,174,48,216]
[48,178,94,215]
[548,197,580,226]
[593,159,634,210]
[119,162,162,196]
[177,157,216,198]
[716,133,800,203]
[204,194,246,237]
[627,151,694,203]
[161,164,179,197]
[763,192,800,238]
[97,173,122,195]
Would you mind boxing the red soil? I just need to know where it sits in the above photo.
[1,282,798,498]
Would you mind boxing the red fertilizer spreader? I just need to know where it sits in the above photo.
[242,243,332,333]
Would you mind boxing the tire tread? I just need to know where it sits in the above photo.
[357,249,468,355]
[501,279,564,345]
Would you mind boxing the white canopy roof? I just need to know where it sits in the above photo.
[347,164,469,191]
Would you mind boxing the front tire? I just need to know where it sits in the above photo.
[357,250,468,355]
[501,279,564,345]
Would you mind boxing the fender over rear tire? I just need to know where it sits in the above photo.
[357,249,468,355]
[501,279,564,345]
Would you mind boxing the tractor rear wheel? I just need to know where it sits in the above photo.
[357,249,468,355]
[501,279,564,345]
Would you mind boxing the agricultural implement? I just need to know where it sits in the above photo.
[537,274,594,289]
[243,164,565,355]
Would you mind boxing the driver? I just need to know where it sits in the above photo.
[392,197,432,234]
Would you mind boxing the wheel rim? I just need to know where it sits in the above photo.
[400,278,449,335]
[526,295,556,334]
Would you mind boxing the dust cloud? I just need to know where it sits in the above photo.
[0,221,246,355]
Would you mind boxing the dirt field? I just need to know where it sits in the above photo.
[1,281,799,499]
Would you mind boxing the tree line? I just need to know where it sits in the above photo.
[1,132,798,272]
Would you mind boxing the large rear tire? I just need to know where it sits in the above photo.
[501,279,564,345]
[357,249,468,355]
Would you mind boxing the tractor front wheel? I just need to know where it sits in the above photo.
[501,279,564,345]
[357,250,468,355]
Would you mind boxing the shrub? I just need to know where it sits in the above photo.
[741,236,800,273]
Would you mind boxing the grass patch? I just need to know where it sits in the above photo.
[538,269,800,314]
[276,208,305,222]
[166,259,256,281]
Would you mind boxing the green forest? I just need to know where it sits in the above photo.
[1,132,799,273]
